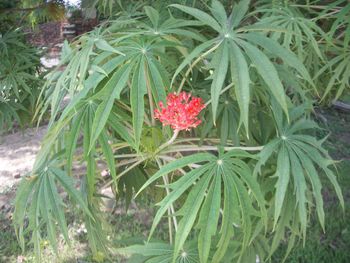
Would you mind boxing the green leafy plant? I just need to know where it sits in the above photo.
[0,0,65,29]
[13,1,345,262]
[0,29,42,132]
[314,0,350,101]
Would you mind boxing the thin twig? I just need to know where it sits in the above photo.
[163,145,264,154]
[156,129,180,153]
[159,155,201,169]
[176,42,222,94]
[156,158,178,239]
[205,82,234,107]
[102,158,145,188]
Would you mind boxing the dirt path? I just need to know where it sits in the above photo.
[0,126,47,196]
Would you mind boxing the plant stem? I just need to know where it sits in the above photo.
[163,145,264,153]
[114,153,140,158]
[156,158,178,243]
[176,42,222,94]
[290,4,340,11]
[156,129,180,153]
[102,158,146,188]
[204,83,234,107]
[159,155,201,169]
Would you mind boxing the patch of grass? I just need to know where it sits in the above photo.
[0,219,22,262]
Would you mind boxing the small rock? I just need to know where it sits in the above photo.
[17,255,26,263]
[101,169,109,177]
[13,172,21,179]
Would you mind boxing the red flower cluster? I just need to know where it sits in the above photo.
[154,92,205,131]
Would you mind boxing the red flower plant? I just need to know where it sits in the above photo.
[154,92,205,131]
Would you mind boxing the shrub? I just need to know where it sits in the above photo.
[0,29,42,132]
[13,1,346,262]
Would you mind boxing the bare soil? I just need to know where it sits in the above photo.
[0,126,47,203]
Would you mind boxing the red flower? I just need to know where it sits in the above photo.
[154,92,205,131]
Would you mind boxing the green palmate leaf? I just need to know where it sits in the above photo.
[14,163,94,260]
[291,144,325,231]
[84,205,108,257]
[173,172,212,263]
[273,144,290,228]
[117,166,147,210]
[46,175,69,242]
[210,0,227,29]
[254,138,281,176]
[41,175,58,252]
[136,153,213,196]
[108,113,136,150]
[28,177,42,260]
[83,106,97,201]
[242,32,313,86]
[131,59,147,149]
[269,188,296,258]
[14,177,38,251]
[236,39,288,118]
[297,21,323,59]
[287,146,307,241]
[212,172,235,262]
[147,59,167,104]
[149,165,210,240]
[210,40,229,122]
[65,110,85,174]
[197,172,221,263]
[98,131,117,184]
[95,38,125,56]
[230,0,250,29]
[93,62,133,100]
[91,64,108,77]
[228,165,253,249]
[89,63,133,150]
[294,139,344,210]
[89,96,115,151]
[229,40,250,131]
[255,114,343,249]
[171,38,218,87]
[323,167,345,210]
[317,49,350,101]
[118,241,199,263]
[145,150,263,263]
[228,159,267,227]
[50,167,94,219]
[170,4,222,32]
[118,242,173,257]
[86,152,96,202]
[144,6,159,28]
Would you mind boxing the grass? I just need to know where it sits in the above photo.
[0,107,349,263]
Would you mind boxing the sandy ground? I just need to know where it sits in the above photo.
[0,126,47,198]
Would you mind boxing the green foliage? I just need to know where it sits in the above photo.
[314,1,350,101]
[0,0,65,30]
[272,161,350,263]
[0,29,41,132]
[12,0,348,262]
